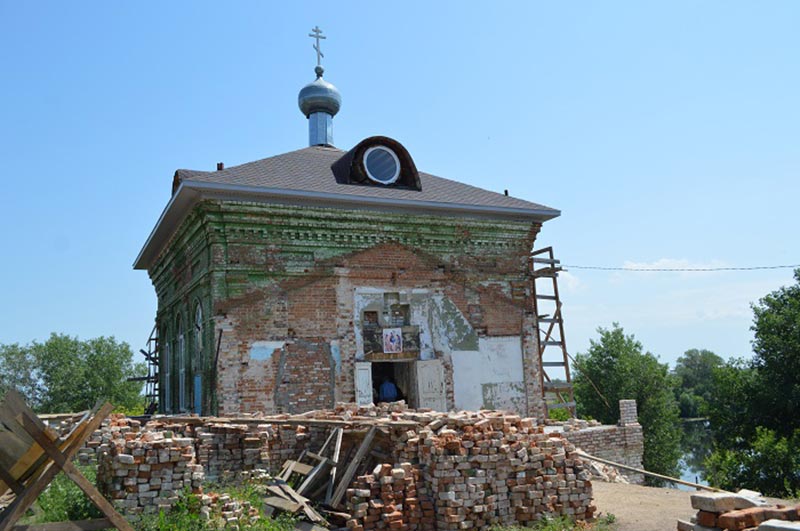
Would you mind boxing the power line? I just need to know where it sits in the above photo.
[561,264,800,272]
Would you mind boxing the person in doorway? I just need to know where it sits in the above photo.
[379,376,399,403]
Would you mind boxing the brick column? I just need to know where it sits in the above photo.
[618,399,639,426]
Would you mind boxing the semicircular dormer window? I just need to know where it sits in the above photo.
[363,145,401,185]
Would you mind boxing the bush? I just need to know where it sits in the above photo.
[548,407,571,422]
[37,466,102,523]
[705,427,800,498]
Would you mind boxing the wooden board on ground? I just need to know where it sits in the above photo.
[263,497,302,514]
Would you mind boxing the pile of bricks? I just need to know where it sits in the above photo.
[340,409,594,530]
[678,492,800,531]
[200,492,262,530]
[195,423,272,482]
[422,415,592,529]
[97,430,204,517]
[345,462,435,531]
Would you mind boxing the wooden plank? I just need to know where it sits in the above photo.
[305,453,337,467]
[325,428,343,504]
[0,465,24,495]
[279,460,314,477]
[279,450,307,481]
[263,497,302,513]
[295,460,328,496]
[13,518,113,531]
[279,484,324,523]
[294,522,329,531]
[543,382,573,391]
[0,395,117,531]
[330,426,377,508]
[266,485,291,499]
[10,403,133,531]
[315,428,338,455]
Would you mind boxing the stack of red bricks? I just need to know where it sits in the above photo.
[345,462,435,531]
[418,414,593,529]
[678,492,800,531]
[340,408,593,530]
[194,423,272,482]
[97,430,204,518]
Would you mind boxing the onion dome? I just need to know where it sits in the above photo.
[298,66,341,118]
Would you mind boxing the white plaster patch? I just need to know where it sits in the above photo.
[249,341,285,362]
[452,336,524,412]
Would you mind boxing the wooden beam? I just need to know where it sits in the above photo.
[0,393,122,531]
[330,426,377,508]
[325,428,343,505]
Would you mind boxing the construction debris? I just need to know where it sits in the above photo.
[678,491,800,531]
[90,402,598,529]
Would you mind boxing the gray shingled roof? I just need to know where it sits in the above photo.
[175,146,558,214]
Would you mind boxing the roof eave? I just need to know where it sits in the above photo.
[133,180,560,271]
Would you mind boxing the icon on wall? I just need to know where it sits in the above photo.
[382,327,403,354]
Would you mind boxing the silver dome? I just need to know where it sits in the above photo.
[298,66,341,118]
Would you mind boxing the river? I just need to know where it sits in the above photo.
[674,418,713,490]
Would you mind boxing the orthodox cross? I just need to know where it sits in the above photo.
[308,26,326,66]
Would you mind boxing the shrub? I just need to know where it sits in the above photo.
[37,466,102,523]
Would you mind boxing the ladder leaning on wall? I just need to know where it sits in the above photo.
[530,247,576,418]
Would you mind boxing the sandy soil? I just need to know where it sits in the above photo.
[592,482,797,531]
[591,482,696,531]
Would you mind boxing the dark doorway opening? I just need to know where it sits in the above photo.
[371,361,416,406]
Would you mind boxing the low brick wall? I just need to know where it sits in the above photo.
[555,400,645,484]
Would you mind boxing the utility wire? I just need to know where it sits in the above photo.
[561,264,800,272]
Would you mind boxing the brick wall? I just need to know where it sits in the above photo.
[149,201,547,419]
[560,400,645,484]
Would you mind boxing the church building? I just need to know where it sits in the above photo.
[134,32,561,418]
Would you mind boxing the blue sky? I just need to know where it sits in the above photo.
[1,1,797,368]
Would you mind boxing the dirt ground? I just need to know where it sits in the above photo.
[591,482,696,531]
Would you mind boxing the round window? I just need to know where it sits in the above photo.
[363,146,401,184]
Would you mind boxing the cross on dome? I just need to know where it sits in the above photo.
[308,26,326,66]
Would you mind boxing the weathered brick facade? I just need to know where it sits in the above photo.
[138,139,559,420]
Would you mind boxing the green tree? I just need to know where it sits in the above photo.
[0,342,41,408]
[705,427,800,497]
[748,269,800,433]
[573,323,682,484]
[704,269,800,497]
[673,348,724,418]
[0,333,145,413]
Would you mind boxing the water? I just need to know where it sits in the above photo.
[674,418,712,491]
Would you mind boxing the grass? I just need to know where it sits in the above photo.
[491,513,617,531]
[20,466,295,531]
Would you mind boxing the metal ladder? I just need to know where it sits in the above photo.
[530,247,576,417]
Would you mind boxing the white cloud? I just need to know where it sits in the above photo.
[558,270,583,293]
